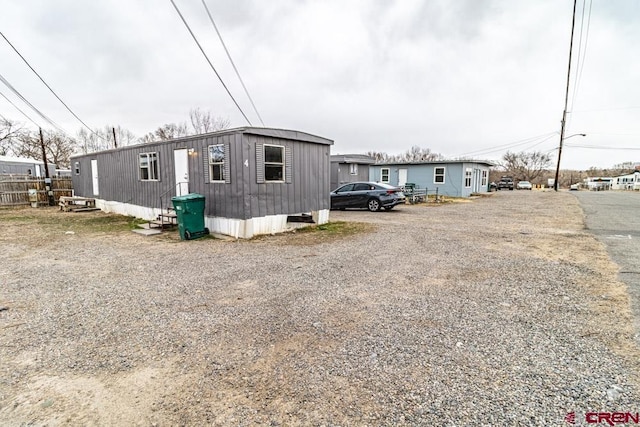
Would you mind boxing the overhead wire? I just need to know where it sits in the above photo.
[0,72,63,131]
[566,0,592,132]
[0,30,106,140]
[169,0,253,126]
[201,0,265,126]
[454,131,558,158]
[568,0,589,111]
[0,88,41,128]
[565,144,640,150]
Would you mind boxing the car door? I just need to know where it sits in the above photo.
[331,184,355,209]
[352,183,373,208]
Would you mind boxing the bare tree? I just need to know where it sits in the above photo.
[0,117,25,155]
[366,147,443,163]
[13,129,78,169]
[501,151,552,182]
[189,108,230,134]
[140,109,231,143]
[365,151,390,163]
[401,146,443,162]
[139,122,189,143]
[77,125,138,153]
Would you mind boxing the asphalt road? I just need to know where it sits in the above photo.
[572,190,640,341]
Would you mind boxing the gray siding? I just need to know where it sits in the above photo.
[70,128,332,220]
[244,135,329,220]
[71,157,95,197]
[0,160,57,176]
[330,161,370,190]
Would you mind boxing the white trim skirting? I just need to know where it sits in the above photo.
[94,199,330,239]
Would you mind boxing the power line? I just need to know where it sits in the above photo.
[0,30,105,141]
[569,0,592,114]
[202,0,265,126]
[454,131,557,157]
[169,0,253,126]
[0,72,63,131]
[0,88,41,127]
[565,144,640,150]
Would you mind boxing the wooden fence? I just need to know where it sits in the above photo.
[0,178,74,207]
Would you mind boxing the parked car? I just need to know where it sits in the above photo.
[570,183,579,191]
[516,180,532,190]
[497,176,514,190]
[330,182,405,211]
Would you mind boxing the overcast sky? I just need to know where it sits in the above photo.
[1,0,638,170]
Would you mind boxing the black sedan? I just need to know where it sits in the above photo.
[330,182,406,211]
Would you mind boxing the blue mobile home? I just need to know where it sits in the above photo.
[369,160,494,197]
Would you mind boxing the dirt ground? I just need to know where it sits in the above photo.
[1,191,639,426]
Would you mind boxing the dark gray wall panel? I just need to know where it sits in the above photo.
[71,128,332,220]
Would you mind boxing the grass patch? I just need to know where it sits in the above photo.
[296,221,366,235]
[254,221,374,246]
[0,207,148,235]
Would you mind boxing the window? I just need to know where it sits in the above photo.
[139,152,159,181]
[336,183,355,193]
[264,144,285,181]
[481,170,488,186]
[434,167,445,184]
[353,183,372,191]
[381,168,390,183]
[208,144,225,182]
[465,168,472,187]
[349,163,358,175]
[74,162,80,175]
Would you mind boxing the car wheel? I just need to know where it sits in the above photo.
[367,198,381,212]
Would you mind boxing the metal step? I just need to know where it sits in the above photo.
[149,219,176,229]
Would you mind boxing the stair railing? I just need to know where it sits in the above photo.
[155,181,189,228]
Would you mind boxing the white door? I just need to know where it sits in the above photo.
[174,149,189,196]
[398,168,408,186]
[91,159,99,196]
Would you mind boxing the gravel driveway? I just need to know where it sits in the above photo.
[1,190,639,426]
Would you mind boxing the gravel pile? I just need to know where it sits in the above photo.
[1,190,639,426]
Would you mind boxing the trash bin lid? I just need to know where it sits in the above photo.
[171,193,205,202]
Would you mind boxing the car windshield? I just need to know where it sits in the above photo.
[520,181,530,184]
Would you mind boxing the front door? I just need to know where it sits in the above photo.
[398,168,408,187]
[91,159,99,196]
[174,149,189,196]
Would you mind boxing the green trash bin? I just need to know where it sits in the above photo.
[171,193,210,240]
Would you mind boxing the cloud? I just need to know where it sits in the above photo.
[0,0,637,169]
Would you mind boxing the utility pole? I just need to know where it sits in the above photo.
[39,128,50,178]
[112,127,118,148]
[554,0,578,191]
[39,128,55,206]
